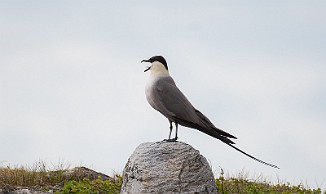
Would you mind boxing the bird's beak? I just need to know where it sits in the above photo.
[144,66,151,72]
[142,59,151,72]
[141,59,150,63]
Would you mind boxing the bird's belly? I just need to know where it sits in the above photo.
[145,81,156,109]
[145,79,169,118]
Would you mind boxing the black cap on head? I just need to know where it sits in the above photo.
[142,56,168,70]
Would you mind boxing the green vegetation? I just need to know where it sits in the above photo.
[0,161,65,190]
[216,175,322,194]
[0,161,122,193]
[57,177,121,194]
[0,162,324,193]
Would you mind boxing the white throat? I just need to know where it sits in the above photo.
[149,61,169,78]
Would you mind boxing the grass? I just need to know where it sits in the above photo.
[0,161,64,190]
[0,161,122,193]
[58,178,122,194]
[0,161,324,193]
[216,171,323,194]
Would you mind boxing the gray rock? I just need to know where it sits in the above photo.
[121,141,218,194]
[0,188,52,194]
[60,166,112,181]
[7,189,50,194]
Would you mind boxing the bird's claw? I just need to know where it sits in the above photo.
[163,137,178,142]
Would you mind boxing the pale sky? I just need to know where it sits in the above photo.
[1,0,326,190]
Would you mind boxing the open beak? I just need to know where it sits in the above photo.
[141,59,150,63]
[144,66,151,72]
[141,59,151,72]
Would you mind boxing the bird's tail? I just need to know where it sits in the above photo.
[194,109,237,139]
[221,138,280,169]
[201,128,279,168]
[174,116,279,168]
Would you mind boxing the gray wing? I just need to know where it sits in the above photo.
[153,77,236,141]
[154,77,200,123]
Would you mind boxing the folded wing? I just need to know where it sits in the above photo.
[154,77,236,144]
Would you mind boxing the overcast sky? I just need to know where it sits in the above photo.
[1,0,325,190]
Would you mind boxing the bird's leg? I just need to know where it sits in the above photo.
[168,120,173,139]
[165,123,178,142]
[164,121,174,142]
[173,123,178,141]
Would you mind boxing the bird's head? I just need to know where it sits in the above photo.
[141,56,169,76]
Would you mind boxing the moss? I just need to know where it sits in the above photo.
[56,177,122,194]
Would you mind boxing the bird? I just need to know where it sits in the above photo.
[142,55,279,169]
